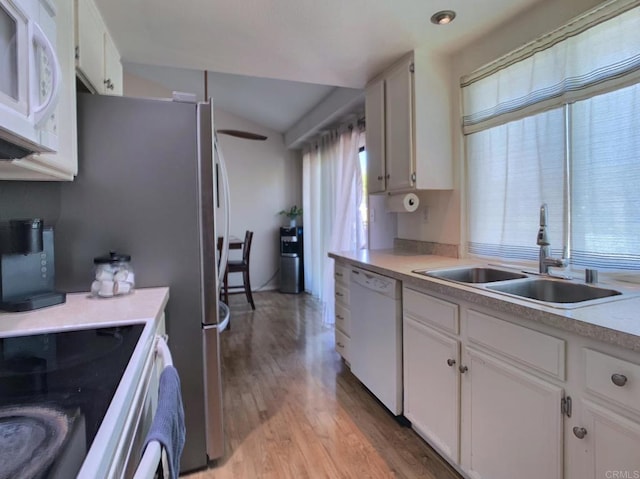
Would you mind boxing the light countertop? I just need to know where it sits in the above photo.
[329,249,640,352]
[0,287,170,337]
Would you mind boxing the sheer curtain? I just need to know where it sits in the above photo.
[303,125,364,325]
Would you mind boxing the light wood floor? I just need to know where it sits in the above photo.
[185,291,463,479]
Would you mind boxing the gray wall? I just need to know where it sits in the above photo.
[0,182,62,225]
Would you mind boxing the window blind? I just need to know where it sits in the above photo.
[467,109,565,260]
[462,0,640,134]
[571,83,640,269]
[464,0,640,270]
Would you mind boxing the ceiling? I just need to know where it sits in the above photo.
[124,63,338,133]
[96,0,547,134]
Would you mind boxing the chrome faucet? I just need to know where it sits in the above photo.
[537,203,568,275]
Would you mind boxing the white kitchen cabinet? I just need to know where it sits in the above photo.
[365,80,385,194]
[103,30,123,95]
[460,348,564,479]
[401,288,565,479]
[567,348,640,479]
[384,60,413,192]
[365,49,453,194]
[334,262,351,363]
[403,314,460,462]
[0,0,78,180]
[570,400,640,479]
[75,0,122,95]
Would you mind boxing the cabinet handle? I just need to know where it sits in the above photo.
[411,173,416,182]
[377,175,383,181]
[336,341,344,348]
[104,79,114,90]
[611,373,628,387]
[335,272,343,277]
[447,359,456,367]
[336,292,343,297]
[336,315,344,320]
[386,174,390,179]
[459,365,468,374]
[572,427,587,439]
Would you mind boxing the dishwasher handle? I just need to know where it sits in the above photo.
[350,267,400,299]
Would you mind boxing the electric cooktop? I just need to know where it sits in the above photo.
[0,323,145,479]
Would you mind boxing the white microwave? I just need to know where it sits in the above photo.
[0,0,61,159]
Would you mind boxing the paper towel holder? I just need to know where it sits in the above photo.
[386,192,420,213]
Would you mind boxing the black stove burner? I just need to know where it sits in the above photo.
[0,324,144,478]
[0,405,68,479]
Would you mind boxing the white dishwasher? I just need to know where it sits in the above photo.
[349,267,402,415]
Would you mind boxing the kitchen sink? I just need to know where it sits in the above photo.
[416,267,528,284]
[486,279,622,304]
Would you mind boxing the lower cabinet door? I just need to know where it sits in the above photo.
[461,348,564,479]
[571,399,640,479]
[403,316,460,462]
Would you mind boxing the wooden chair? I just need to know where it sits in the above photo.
[220,230,255,310]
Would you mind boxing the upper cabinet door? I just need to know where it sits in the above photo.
[365,79,386,194]
[385,59,414,192]
[103,31,122,95]
[76,0,103,92]
[76,0,122,96]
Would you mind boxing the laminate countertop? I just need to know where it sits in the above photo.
[329,249,640,352]
[0,287,169,337]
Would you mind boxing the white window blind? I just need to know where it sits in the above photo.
[462,1,640,134]
[464,0,640,270]
[571,83,640,269]
[467,109,565,260]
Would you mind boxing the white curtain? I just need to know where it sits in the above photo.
[303,126,363,325]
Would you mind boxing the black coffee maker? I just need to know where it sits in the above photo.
[0,219,66,312]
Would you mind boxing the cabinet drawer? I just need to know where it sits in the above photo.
[334,264,350,286]
[467,309,565,380]
[335,284,350,306]
[584,348,640,416]
[335,329,350,362]
[403,287,459,335]
[335,303,350,335]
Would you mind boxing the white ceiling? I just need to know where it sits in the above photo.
[124,63,338,133]
[96,0,547,133]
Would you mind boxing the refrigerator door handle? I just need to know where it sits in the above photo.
[214,135,231,287]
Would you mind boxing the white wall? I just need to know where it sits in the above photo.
[215,109,302,291]
[394,0,603,251]
[124,72,302,291]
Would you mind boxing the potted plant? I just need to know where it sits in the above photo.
[279,205,303,227]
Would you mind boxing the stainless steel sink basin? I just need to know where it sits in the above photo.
[486,279,622,304]
[417,267,528,283]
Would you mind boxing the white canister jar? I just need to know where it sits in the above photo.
[92,251,135,297]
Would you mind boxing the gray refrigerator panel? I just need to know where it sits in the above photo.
[198,101,225,459]
[57,93,213,471]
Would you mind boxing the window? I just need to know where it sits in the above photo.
[358,146,368,247]
[463,2,640,270]
[571,84,640,268]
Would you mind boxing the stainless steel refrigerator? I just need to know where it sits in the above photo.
[56,93,226,472]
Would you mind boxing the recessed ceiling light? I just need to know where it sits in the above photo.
[431,10,456,25]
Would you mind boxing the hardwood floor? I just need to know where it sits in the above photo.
[185,291,462,479]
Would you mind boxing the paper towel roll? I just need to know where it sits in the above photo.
[386,193,420,213]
